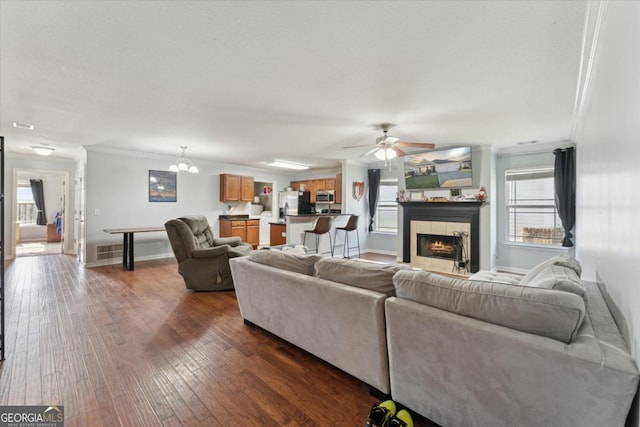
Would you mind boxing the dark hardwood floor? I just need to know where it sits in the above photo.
[0,254,435,426]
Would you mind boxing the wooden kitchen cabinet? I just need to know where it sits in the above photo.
[335,173,342,203]
[241,176,254,201]
[220,174,240,201]
[270,223,286,246]
[306,180,317,203]
[220,174,254,202]
[219,219,259,248]
[219,219,246,241]
[325,178,336,191]
[246,220,259,249]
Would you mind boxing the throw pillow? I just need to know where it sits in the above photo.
[522,264,586,301]
[249,250,321,276]
[521,255,582,285]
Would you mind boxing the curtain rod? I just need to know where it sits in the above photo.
[497,144,575,158]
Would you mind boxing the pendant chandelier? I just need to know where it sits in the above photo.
[168,145,199,173]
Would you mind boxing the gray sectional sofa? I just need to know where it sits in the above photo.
[229,252,639,427]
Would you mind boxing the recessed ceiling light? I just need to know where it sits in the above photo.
[13,121,34,130]
[31,146,55,156]
[265,160,310,170]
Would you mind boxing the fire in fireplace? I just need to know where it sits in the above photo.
[418,234,457,260]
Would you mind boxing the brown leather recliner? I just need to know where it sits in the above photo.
[165,214,252,291]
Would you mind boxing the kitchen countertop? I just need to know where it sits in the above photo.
[218,215,261,220]
[285,213,346,217]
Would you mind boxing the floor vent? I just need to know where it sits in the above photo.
[97,244,123,260]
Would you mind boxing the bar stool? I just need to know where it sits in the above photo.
[332,215,361,259]
[302,216,333,256]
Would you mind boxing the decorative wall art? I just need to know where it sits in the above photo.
[149,170,177,202]
[352,181,365,201]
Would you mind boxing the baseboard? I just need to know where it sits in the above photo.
[84,253,174,268]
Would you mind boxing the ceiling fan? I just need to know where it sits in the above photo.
[343,124,435,165]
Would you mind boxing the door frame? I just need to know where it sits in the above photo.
[12,168,70,257]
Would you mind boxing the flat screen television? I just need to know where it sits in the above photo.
[403,146,473,189]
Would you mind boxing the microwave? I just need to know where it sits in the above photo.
[316,190,335,203]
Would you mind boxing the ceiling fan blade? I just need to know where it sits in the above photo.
[391,146,407,157]
[343,143,375,149]
[396,142,435,149]
[360,147,380,157]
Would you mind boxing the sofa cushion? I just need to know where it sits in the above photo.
[468,270,524,285]
[249,250,322,276]
[315,258,411,296]
[522,264,586,301]
[520,255,582,284]
[393,270,585,343]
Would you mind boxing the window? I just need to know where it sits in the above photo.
[17,186,38,225]
[505,167,562,245]
[375,178,398,232]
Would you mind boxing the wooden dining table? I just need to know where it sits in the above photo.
[103,226,166,271]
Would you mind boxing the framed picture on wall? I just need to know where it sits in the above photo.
[149,170,177,202]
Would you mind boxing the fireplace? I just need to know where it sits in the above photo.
[410,220,471,274]
[418,234,457,259]
[400,201,484,274]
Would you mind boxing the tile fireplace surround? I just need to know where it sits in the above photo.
[411,220,471,273]
[399,201,486,273]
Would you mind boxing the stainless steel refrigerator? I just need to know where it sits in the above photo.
[279,190,312,218]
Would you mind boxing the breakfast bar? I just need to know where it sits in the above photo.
[284,213,350,255]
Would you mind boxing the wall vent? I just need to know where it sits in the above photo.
[96,244,123,260]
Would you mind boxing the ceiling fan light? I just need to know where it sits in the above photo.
[386,136,400,144]
[375,148,397,160]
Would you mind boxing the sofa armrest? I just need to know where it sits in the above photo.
[228,243,252,257]
[385,297,639,427]
[191,246,229,259]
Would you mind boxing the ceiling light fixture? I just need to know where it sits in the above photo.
[374,147,397,161]
[13,121,34,130]
[169,145,199,173]
[31,146,55,156]
[265,160,310,170]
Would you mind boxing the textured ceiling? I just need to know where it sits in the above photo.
[0,1,586,170]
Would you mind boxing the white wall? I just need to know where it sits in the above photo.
[84,147,293,265]
[575,0,640,371]
[4,153,76,256]
[341,160,370,254]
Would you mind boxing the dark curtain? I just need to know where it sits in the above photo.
[553,147,576,247]
[30,179,47,226]
[368,169,381,232]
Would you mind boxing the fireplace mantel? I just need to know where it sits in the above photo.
[399,201,486,272]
